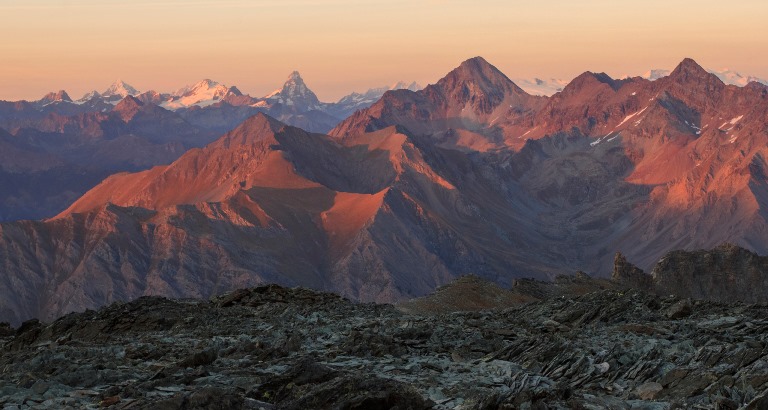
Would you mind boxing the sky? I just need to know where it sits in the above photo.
[1,0,767,102]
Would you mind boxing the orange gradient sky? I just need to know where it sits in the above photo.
[1,0,767,101]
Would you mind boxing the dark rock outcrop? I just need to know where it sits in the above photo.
[2,284,768,409]
[612,251,655,291]
[651,243,768,303]
[613,244,768,303]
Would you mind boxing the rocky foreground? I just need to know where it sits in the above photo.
[1,279,768,409]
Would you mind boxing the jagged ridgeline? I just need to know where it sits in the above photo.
[1,56,768,328]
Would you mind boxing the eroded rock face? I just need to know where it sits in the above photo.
[651,243,768,303]
[612,244,768,303]
[2,284,768,409]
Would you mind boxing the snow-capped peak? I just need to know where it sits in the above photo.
[77,90,101,102]
[336,81,422,106]
[162,79,237,109]
[37,90,72,106]
[390,81,422,92]
[102,80,139,98]
[264,71,321,111]
[641,69,672,81]
[710,69,768,87]
[512,77,569,96]
[173,79,222,97]
[288,71,302,81]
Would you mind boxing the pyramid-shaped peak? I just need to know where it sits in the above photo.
[111,95,147,122]
[281,71,310,89]
[265,71,321,110]
[669,58,720,84]
[439,56,524,93]
[247,112,284,128]
[459,56,494,70]
[675,58,705,71]
[448,57,505,80]
[232,112,287,137]
[113,95,144,110]
[434,56,529,109]
[103,80,139,97]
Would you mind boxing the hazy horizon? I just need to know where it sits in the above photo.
[1,0,766,101]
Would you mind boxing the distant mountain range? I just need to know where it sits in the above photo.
[0,74,422,221]
[642,68,768,86]
[38,74,424,125]
[514,67,768,97]
[24,73,425,135]
[1,56,768,326]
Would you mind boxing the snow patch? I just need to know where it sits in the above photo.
[591,133,620,146]
[617,107,648,128]
[520,127,536,138]
[161,79,236,109]
[719,115,744,131]
[512,77,568,96]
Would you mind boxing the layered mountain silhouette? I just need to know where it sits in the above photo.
[1,56,767,325]
[0,74,420,221]
[0,96,208,221]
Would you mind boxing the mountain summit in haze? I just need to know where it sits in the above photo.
[161,79,242,109]
[36,90,72,105]
[328,81,423,118]
[102,80,139,98]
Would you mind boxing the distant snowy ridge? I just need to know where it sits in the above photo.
[102,80,139,98]
[513,77,569,96]
[162,79,240,109]
[336,81,422,105]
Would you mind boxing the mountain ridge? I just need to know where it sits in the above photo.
[1,56,768,327]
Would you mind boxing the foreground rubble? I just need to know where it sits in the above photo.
[1,283,768,409]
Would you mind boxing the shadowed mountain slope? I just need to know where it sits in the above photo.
[2,57,768,325]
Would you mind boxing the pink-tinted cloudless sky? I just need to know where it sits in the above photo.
[1,0,766,101]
